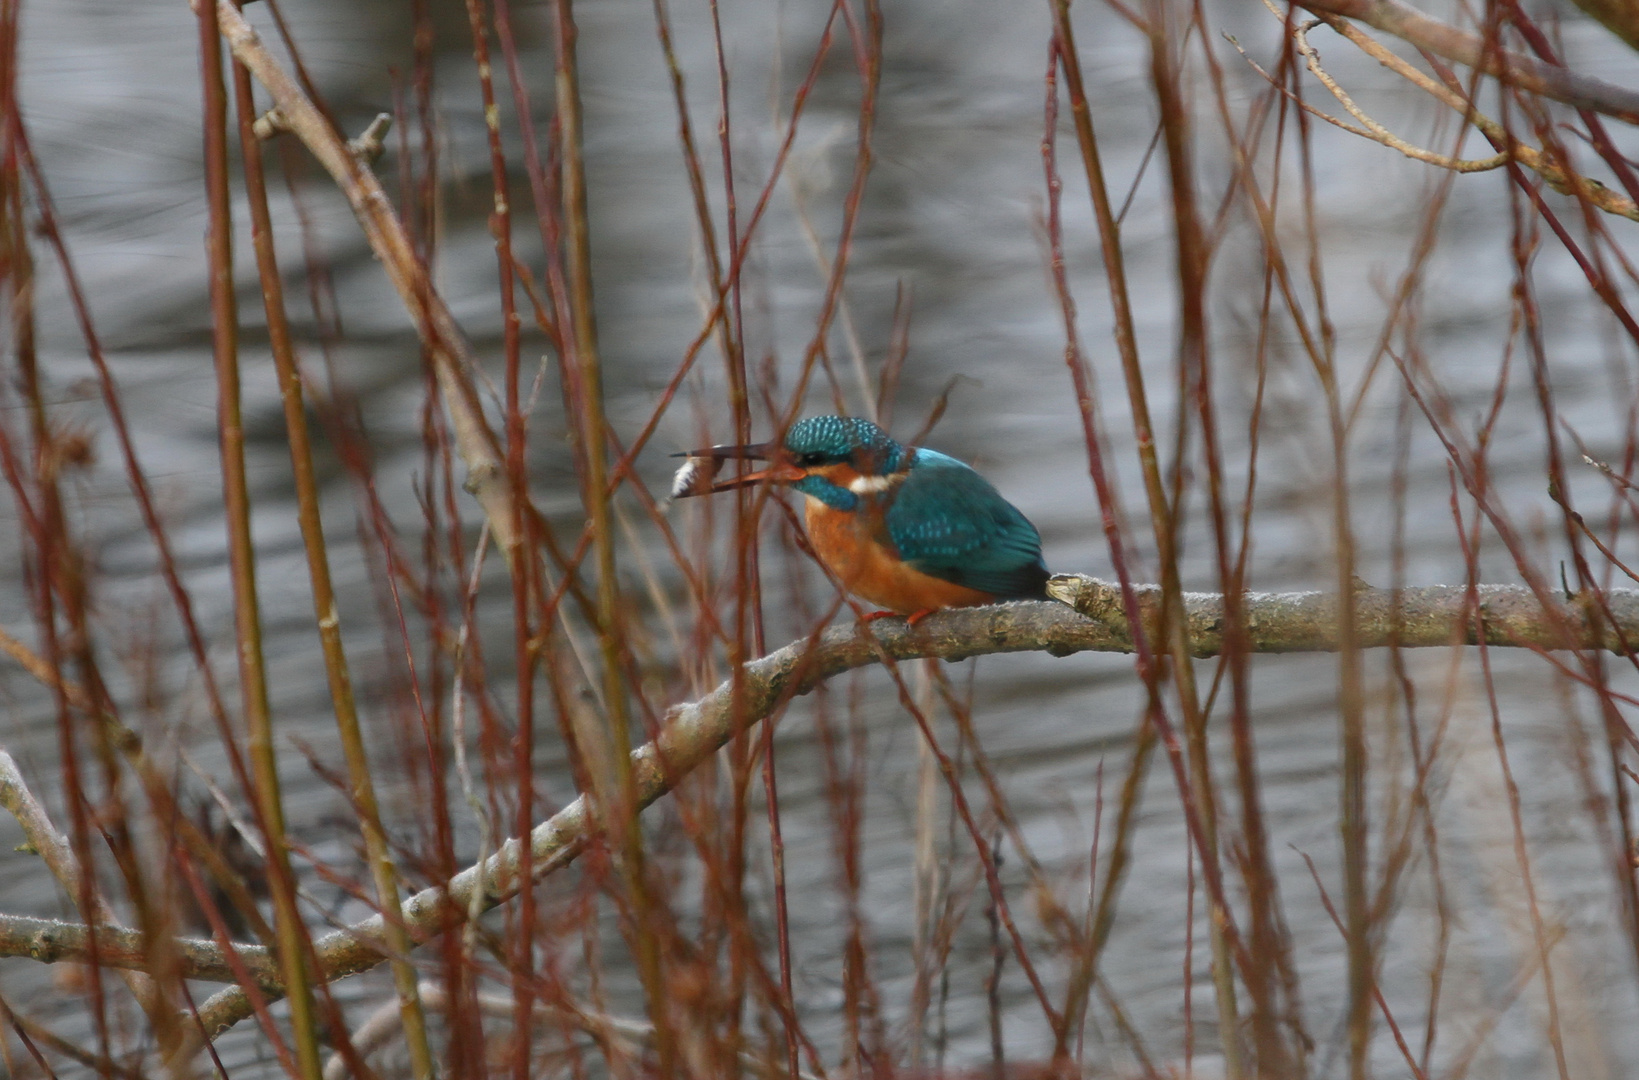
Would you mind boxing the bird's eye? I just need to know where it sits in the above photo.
[796,451,826,467]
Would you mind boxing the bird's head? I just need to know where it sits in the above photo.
[671,416,910,503]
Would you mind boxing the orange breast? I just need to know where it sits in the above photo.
[803,498,996,615]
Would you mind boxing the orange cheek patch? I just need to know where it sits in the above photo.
[809,462,859,490]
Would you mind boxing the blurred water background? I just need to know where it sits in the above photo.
[4,0,1639,1076]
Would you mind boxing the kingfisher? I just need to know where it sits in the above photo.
[673,416,1049,620]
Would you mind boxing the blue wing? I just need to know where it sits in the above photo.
[884,450,1048,599]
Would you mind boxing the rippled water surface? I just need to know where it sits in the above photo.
[5,1,1639,1077]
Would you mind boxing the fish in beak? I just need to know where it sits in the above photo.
[668,442,806,501]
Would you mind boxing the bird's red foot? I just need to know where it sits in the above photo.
[861,608,937,627]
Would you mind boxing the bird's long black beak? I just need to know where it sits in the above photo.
[673,441,776,463]
[669,441,804,498]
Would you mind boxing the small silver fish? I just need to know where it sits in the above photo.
[666,454,721,504]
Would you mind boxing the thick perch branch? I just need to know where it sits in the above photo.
[1043,573,1637,654]
[0,915,277,991]
[9,577,1628,1041]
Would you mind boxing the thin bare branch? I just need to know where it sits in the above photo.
[200,0,518,557]
[1294,0,1639,123]
[1249,9,1639,221]
[1231,16,1510,173]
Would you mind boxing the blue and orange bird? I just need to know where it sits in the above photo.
[673,416,1049,620]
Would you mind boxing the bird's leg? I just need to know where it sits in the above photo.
[859,608,936,626]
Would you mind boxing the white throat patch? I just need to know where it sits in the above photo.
[846,473,900,494]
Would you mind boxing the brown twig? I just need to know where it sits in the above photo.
[1236,9,1639,222]
[1293,0,1639,124]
